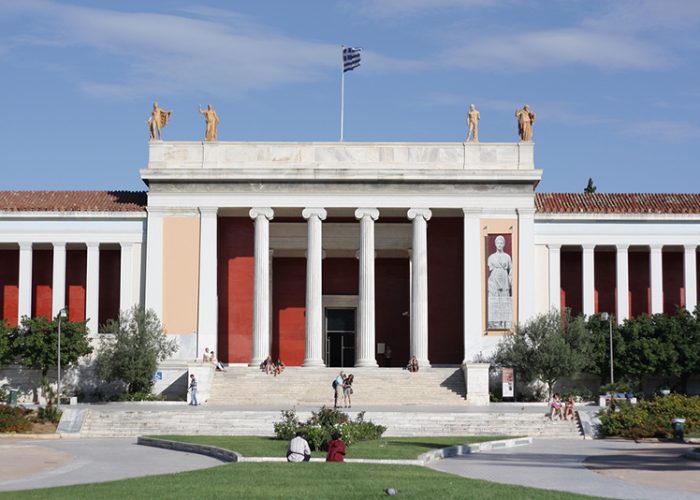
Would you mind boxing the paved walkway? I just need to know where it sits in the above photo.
[429,438,700,500]
[0,438,222,493]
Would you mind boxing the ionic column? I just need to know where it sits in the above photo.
[52,242,67,318]
[249,207,274,367]
[616,244,630,323]
[582,244,595,316]
[650,244,663,314]
[198,207,219,358]
[302,208,327,367]
[547,244,561,311]
[86,242,100,335]
[18,242,33,322]
[145,208,164,319]
[408,208,431,368]
[684,245,698,313]
[355,208,379,367]
[517,207,536,323]
[119,242,134,313]
[463,209,483,363]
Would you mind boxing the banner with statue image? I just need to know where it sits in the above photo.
[485,233,513,330]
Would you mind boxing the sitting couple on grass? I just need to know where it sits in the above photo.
[286,431,346,463]
[260,355,286,377]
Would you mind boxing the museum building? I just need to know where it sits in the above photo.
[0,141,698,369]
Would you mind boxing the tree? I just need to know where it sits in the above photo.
[492,311,591,398]
[10,316,92,378]
[96,306,178,395]
[0,320,12,367]
[584,178,597,193]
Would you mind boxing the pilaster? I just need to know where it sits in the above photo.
[547,244,561,311]
[198,207,219,359]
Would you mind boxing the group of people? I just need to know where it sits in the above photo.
[549,393,576,421]
[261,355,286,377]
[286,431,345,463]
[202,347,226,372]
[333,372,354,408]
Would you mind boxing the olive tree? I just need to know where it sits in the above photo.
[96,306,178,395]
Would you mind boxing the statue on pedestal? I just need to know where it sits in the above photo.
[148,101,172,141]
[199,104,220,142]
[466,104,480,142]
[515,104,535,141]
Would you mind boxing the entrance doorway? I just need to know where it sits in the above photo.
[325,308,356,367]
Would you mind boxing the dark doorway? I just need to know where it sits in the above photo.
[325,308,356,367]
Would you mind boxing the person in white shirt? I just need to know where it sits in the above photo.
[286,432,311,462]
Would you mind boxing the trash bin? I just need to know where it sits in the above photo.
[672,418,686,441]
[8,388,18,406]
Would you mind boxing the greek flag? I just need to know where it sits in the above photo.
[343,47,362,72]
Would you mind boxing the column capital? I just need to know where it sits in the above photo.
[547,244,562,251]
[18,241,33,251]
[86,241,100,249]
[582,243,596,251]
[462,208,482,217]
[516,207,536,217]
[616,243,630,251]
[199,206,219,217]
[684,244,698,252]
[249,207,274,220]
[52,241,66,249]
[354,208,379,221]
[302,207,327,221]
[119,241,134,250]
[407,208,432,221]
[649,243,664,251]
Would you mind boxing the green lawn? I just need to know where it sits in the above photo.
[0,462,602,500]
[156,435,508,459]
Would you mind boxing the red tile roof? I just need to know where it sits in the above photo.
[535,193,700,214]
[0,191,147,212]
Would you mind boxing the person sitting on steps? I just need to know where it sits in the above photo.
[274,358,286,377]
[407,355,419,373]
[261,355,274,375]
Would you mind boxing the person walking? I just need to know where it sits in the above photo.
[188,373,198,406]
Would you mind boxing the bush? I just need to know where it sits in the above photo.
[37,405,62,424]
[273,406,386,450]
[109,391,165,402]
[598,394,700,439]
[0,404,32,433]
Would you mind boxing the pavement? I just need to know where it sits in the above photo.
[0,437,223,493]
[429,438,700,500]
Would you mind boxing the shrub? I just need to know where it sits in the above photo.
[109,391,166,402]
[37,405,63,424]
[598,394,700,439]
[0,405,32,433]
[273,406,386,450]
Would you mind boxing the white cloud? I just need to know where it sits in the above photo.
[621,120,700,143]
[354,0,500,17]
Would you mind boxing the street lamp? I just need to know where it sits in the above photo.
[57,307,68,411]
[600,312,614,385]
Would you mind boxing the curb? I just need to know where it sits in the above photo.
[137,436,533,466]
[137,436,241,462]
[684,449,700,461]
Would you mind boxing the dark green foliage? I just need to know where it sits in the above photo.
[0,404,32,433]
[598,394,700,439]
[96,306,177,395]
[273,406,386,450]
[492,311,592,397]
[0,320,12,367]
[9,316,92,377]
[37,405,62,424]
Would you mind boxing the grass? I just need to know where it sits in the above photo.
[156,435,508,459]
[0,462,603,500]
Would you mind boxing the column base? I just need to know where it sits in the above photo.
[463,363,490,406]
[416,358,431,369]
[302,359,326,367]
[354,359,378,368]
[249,358,265,368]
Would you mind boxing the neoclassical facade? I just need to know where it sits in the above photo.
[0,141,698,368]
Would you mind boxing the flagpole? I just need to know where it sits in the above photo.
[340,45,345,142]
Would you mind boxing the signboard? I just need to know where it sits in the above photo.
[154,370,163,382]
[485,233,513,330]
[502,368,514,398]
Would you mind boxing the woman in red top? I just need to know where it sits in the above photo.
[326,432,346,462]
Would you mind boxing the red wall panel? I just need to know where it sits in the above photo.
[561,247,583,317]
[662,250,684,314]
[427,218,463,364]
[594,249,616,316]
[31,249,53,319]
[98,249,121,327]
[375,258,410,366]
[272,258,306,365]
[322,258,358,295]
[218,217,254,364]
[0,249,19,326]
[629,249,650,318]
[66,249,86,322]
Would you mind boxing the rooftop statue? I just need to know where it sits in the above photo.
[199,104,220,142]
[515,104,536,142]
[465,103,480,142]
[148,101,172,141]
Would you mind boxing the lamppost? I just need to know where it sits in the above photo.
[600,312,614,384]
[57,308,68,411]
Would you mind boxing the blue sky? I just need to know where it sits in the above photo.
[1,0,699,193]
